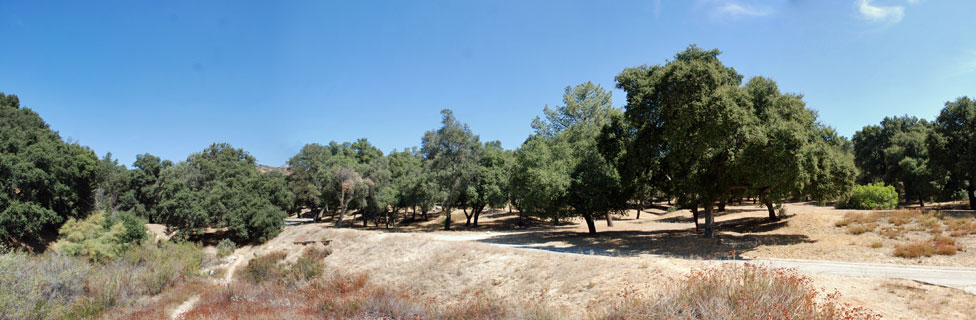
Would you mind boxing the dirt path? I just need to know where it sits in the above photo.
[169,246,256,319]
[431,229,976,295]
[747,258,976,295]
[169,294,199,319]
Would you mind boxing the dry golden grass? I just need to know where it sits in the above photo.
[836,210,974,260]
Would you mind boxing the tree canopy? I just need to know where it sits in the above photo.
[928,96,976,210]
[0,92,99,244]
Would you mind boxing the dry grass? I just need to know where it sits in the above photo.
[869,242,883,249]
[847,223,878,235]
[893,241,936,258]
[836,210,974,259]
[0,240,205,319]
[603,263,881,320]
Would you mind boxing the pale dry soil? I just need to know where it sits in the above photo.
[381,202,976,267]
[248,222,975,320]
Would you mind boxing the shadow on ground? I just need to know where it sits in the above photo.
[476,217,812,259]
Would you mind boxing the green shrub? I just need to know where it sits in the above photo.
[216,238,236,259]
[836,183,898,210]
[56,211,130,261]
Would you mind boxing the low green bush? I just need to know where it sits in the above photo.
[216,238,236,259]
[836,183,898,210]
[54,211,147,262]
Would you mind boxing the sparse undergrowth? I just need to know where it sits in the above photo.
[836,210,975,258]
[181,252,879,320]
[0,240,204,319]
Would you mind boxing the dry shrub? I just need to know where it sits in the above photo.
[241,251,288,283]
[894,241,936,258]
[0,240,204,319]
[932,236,960,255]
[835,212,881,227]
[602,264,880,320]
[847,223,877,235]
[869,242,883,248]
[888,211,914,226]
[185,271,429,319]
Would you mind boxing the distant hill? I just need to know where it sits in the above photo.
[257,164,290,175]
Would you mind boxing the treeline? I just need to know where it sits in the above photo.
[852,97,976,209]
[3,45,975,247]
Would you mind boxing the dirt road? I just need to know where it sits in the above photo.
[434,230,976,295]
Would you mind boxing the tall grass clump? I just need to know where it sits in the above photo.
[0,239,204,319]
[603,264,880,320]
[836,183,898,210]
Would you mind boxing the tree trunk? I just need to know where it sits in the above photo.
[583,214,597,234]
[473,206,483,227]
[703,202,716,238]
[412,206,417,220]
[718,195,727,212]
[463,207,472,226]
[918,192,924,208]
[363,210,368,228]
[765,198,779,221]
[636,199,642,220]
[691,205,700,232]
[968,187,976,211]
[316,206,326,222]
[335,192,347,228]
[604,211,614,227]
[443,206,452,230]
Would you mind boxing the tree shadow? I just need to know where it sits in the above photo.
[657,208,757,223]
[720,217,790,233]
[477,226,813,260]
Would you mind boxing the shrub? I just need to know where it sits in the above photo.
[836,183,898,210]
[242,251,288,284]
[55,211,144,262]
[216,238,236,259]
[0,239,203,319]
[847,223,877,235]
[894,241,936,258]
[870,242,883,248]
[602,264,881,320]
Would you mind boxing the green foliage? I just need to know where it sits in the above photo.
[513,82,625,232]
[216,238,236,258]
[0,92,99,245]
[853,116,939,205]
[422,109,482,230]
[837,183,899,210]
[928,96,976,209]
[152,143,287,243]
[614,46,856,235]
[54,211,147,262]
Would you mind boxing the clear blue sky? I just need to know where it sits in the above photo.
[2,1,974,166]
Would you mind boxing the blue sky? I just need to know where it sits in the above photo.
[1,0,974,166]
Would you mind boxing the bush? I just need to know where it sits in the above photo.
[836,183,898,210]
[0,239,203,319]
[55,211,146,262]
[216,238,236,259]
[242,251,288,284]
[603,264,880,320]
[242,248,329,287]
[894,241,936,258]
